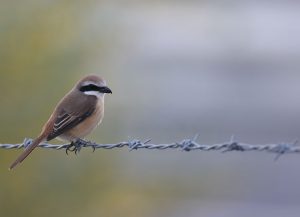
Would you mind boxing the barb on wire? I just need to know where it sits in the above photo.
[1,136,300,159]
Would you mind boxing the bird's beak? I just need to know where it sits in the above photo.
[100,86,112,94]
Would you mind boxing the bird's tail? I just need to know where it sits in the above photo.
[9,136,45,170]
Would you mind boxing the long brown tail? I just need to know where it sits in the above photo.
[9,136,45,170]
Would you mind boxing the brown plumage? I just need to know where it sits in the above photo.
[9,75,112,170]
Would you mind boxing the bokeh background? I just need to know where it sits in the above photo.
[1,1,300,217]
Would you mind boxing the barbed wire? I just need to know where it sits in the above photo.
[1,135,300,160]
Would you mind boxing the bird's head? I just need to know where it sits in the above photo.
[76,74,112,98]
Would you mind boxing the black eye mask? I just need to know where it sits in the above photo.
[80,84,101,92]
[80,84,112,94]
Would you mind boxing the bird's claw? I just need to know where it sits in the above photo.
[91,145,96,153]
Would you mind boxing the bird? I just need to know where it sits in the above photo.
[9,74,112,170]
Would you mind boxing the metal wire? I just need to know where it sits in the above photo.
[1,135,299,159]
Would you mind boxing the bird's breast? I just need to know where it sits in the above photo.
[61,101,104,141]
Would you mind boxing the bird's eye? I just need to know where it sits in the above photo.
[80,84,101,92]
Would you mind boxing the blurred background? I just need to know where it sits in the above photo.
[1,1,300,217]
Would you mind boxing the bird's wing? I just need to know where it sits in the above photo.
[46,102,96,141]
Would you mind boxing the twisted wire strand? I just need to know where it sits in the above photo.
[1,136,299,159]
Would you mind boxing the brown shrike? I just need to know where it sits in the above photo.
[9,74,112,170]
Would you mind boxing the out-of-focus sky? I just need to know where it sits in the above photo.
[1,1,300,217]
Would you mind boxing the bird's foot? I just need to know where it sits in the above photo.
[66,139,84,155]
[65,139,96,154]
